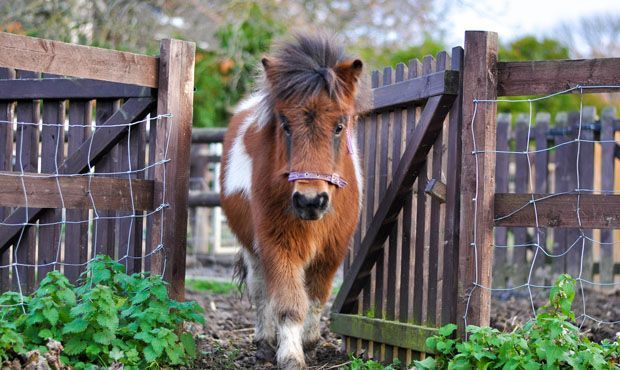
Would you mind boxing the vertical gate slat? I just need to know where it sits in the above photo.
[128,111,147,274]
[384,62,405,362]
[13,70,40,294]
[93,100,120,258]
[373,66,392,361]
[552,113,569,275]
[144,107,158,272]
[360,70,380,355]
[116,109,146,273]
[493,114,510,288]
[427,52,447,326]
[397,58,420,363]
[441,46,464,326]
[578,107,595,281]
[38,91,65,282]
[600,107,615,285]
[346,110,367,354]
[65,100,92,282]
[533,113,549,285]
[513,115,529,284]
[565,112,581,277]
[0,67,15,291]
[412,57,434,325]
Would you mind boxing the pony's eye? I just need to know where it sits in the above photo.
[279,115,291,136]
[335,124,344,135]
[335,116,348,135]
[282,123,291,135]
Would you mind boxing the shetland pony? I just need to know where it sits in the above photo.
[220,33,365,369]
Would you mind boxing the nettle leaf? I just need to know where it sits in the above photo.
[180,332,197,358]
[143,345,158,363]
[38,328,54,339]
[64,337,88,355]
[413,357,436,369]
[43,307,60,326]
[93,330,115,345]
[165,345,183,364]
[96,312,119,330]
[438,323,457,337]
[85,343,102,357]
[134,331,153,343]
[63,318,89,334]
[109,347,124,361]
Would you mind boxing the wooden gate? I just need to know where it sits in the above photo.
[0,32,195,300]
[330,46,462,362]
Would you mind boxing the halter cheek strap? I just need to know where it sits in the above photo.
[286,127,354,189]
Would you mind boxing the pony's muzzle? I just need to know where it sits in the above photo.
[292,191,329,220]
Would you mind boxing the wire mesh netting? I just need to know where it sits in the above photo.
[466,85,620,334]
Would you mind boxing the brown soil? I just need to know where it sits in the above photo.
[188,278,619,369]
[491,287,620,343]
[188,289,349,369]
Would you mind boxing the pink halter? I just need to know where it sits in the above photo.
[287,126,353,188]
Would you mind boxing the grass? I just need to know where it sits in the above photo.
[185,278,237,294]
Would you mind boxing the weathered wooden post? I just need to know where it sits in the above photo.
[457,31,498,333]
[150,39,196,301]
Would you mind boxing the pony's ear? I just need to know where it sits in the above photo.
[334,59,363,90]
[261,56,280,85]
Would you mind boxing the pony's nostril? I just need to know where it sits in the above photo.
[293,192,305,209]
[317,192,329,210]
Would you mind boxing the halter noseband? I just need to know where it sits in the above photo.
[286,126,354,189]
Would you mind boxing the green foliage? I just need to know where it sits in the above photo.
[0,255,204,369]
[193,3,284,127]
[0,319,24,362]
[185,278,237,294]
[414,274,620,369]
[355,35,446,71]
[344,355,401,370]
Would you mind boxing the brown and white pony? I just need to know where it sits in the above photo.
[220,33,365,369]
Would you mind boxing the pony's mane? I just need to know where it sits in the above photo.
[251,32,369,128]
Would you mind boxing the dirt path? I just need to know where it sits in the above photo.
[188,271,619,369]
[188,289,349,369]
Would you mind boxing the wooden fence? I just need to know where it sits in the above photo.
[493,108,620,288]
[0,32,195,300]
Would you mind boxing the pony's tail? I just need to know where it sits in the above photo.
[232,251,247,294]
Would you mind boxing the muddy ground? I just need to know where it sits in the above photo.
[188,289,349,369]
[187,261,619,369]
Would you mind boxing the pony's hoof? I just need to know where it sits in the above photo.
[255,340,276,363]
[278,357,307,370]
[302,339,319,352]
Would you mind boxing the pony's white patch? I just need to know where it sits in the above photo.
[223,113,256,198]
[277,321,305,365]
[234,93,265,114]
[303,299,322,346]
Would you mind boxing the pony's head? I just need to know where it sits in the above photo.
[260,33,364,220]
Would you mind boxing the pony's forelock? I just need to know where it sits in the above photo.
[249,32,367,129]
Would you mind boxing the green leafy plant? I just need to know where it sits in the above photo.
[415,274,620,369]
[0,255,204,369]
[344,355,401,370]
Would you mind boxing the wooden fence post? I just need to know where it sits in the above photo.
[457,31,498,333]
[150,39,196,301]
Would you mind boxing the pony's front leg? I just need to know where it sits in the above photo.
[263,253,308,369]
[303,256,340,352]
